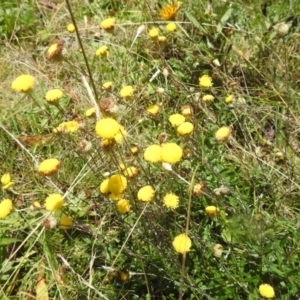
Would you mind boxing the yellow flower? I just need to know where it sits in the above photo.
[107,174,127,194]
[149,27,159,38]
[119,85,134,99]
[225,95,234,104]
[193,181,205,196]
[45,194,64,211]
[46,40,63,60]
[67,23,75,33]
[53,121,80,133]
[172,233,192,254]
[96,45,109,57]
[161,3,181,20]
[85,107,96,117]
[123,167,139,178]
[95,118,120,139]
[158,36,167,43]
[102,81,113,90]
[100,179,110,194]
[258,284,275,298]
[161,143,183,163]
[177,122,194,135]
[137,185,155,202]
[45,89,63,104]
[11,75,34,93]
[117,199,131,213]
[213,244,223,258]
[119,270,130,281]
[181,105,192,116]
[114,125,127,143]
[205,206,219,216]
[1,173,14,190]
[100,18,116,31]
[60,216,73,229]
[130,146,139,155]
[144,144,162,163]
[163,193,179,209]
[38,158,60,176]
[202,94,215,104]
[0,199,13,219]
[147,104,160,116]
[215,126,232,141]
[199,75,213,90]
[166,23,177,32]
[169,114,185,127]
[110,193,123,201]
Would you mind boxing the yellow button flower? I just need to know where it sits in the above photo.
[107,174,127,194]
[38,158,60,176]
[199,75,213,90]
[46,40,63,60]
[53,121,80,133]
[96,45,109,57]
[161,143,183,163]
[177,122,194,135]
[114,125,127,143]
[0,199,13,219]
[225,95,234,104]
[215,126,232,141]
[100,179,110,194]
[181,105,192,116]
[117,199,131,213]
[95,118,120,139]
[45,89,63,104]
[67,23,75,33]
[1,173,14,190]
[161,3,181,20]
[11,75,35,93]
[205,206,219,216]
[45,194,64,211]
[163,193,179,209]
[202,94,215,104]
[102,81,113,90]
[123,167,139,178]
[172,233,192,254]
[100,18,116,31]
[60,216,73,229]
[119,85,134,99]
[137,185,155,202]
[149,27,159,38]
[144,144,162,163]
[166,22,177,32]
[158,36,167,43]
[169,114,185,127]
[258,284,275,298]
[147,104,160,116]
[85,107,96,117]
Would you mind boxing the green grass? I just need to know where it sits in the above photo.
[1,0,300,299]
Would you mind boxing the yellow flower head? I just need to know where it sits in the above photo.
[177,122,194,136]
[67,23,75,33]
[0,199,13,219]
[38,158,60,176]
[181,105,192,116]
[85,107,96,117]
[119,85,134,99]
[107,174,127,194]
[100,18,116,31]
[169,114,185,127]
[11,75,35,93]
[172,233,192,254]
[96,45,109,57]
[53,121,80,133]
[123,167,139,178]
[100,178,110,194]
[193,181,205,196]
[95,118,120,139]
[102,81,113,90]
[46,40,63,60]
[117,199,131,213]
[114,126,127,143]
[137,185,155,202]
[60,216,73,229]
[225,95,234,104]
[158,36,167,43]
[205,206,219,216]
[258,284,275,298]
[202,94,215,104]
[147,104,160,116]
[199,75,213,90]
[166,22,177,32]
[215,126,232,141]
[163,193,179,209]
[130,146,139,155]
[149,27,160,38]
[144,144,162,163]
[161,143,183,163]
[45,89,63,104]
[1,173,14,190]
[161,3,181,20]
[45,193,64,211]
